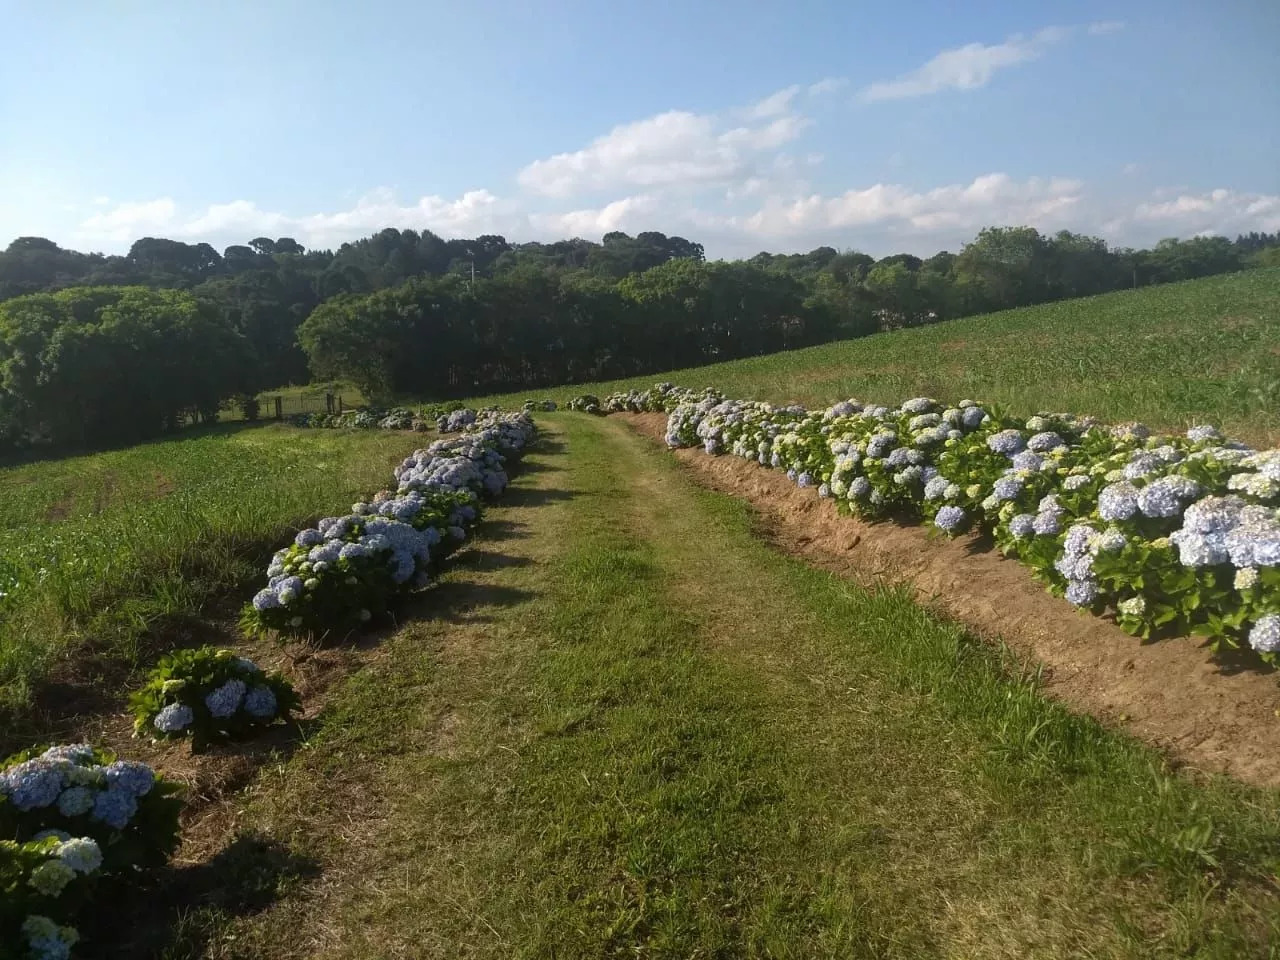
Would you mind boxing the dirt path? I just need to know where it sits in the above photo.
[206,413,1279,959]
[620,411,1280,788]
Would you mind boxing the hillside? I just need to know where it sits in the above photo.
[475,267,1280,445]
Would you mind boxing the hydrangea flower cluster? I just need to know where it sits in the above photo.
[128,647,301,749]
[2,833,106,960]
[290,406,430,431]
[436,407,478,432]
[567,394,602,414]
[244,411,537,638]
[0,745,181,871]
[582,383,1280,667]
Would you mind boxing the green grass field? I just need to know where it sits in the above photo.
[471,268,1280,445]
[0,423,422,727]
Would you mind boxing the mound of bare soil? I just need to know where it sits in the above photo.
[624,412,1280,788]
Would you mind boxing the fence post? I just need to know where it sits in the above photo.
[325,392,334,414]
[338,395,344,413]
[275,396,283,420]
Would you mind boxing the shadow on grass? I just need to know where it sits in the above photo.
[83,831,322,960]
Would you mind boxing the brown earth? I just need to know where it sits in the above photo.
[623,411,1280,789]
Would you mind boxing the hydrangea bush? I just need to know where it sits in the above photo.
[289,407,430,431]
[522,399,557,412]
[0,745,181,871]
[567,394,602,415]
[2,833,104,960]
[243,411,537,638]
[128,647,301,749]
[595,383,1279,667]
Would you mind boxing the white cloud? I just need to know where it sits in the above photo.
[530,195,661,237]
[859,26,1072,101]
[516,87,811,198]
[1122,162,1141,175]
[1088,20,1125,35]
[736,173,1083,237]
[808,77,848,96]
[746,85,801,118]
[74,189,517,251]
[76,198,178,244]
[1130,188,1280,235]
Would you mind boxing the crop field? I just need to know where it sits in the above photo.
[4,272,1280,958]
[475,268,1280,445]
[0,424,423,723]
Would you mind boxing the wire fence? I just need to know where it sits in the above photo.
[218,392,348,422]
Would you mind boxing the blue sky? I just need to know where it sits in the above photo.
[2,0,1277,258]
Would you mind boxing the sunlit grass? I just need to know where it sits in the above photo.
[0,424,422,718]
[466,268,1280,445]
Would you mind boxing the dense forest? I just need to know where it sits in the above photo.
[0,226,1277,449]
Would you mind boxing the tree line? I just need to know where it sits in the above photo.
[0,226,1276,449]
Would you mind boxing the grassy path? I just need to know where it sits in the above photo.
[175,414,1280,959]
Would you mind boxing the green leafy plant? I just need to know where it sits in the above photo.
[0,745,181,872]
[129,648,301,749]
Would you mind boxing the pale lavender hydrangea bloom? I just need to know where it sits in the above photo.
[154,702,194,733]
[986,430,1025,456]
[1248,614,1280,653]
[1098,482,1140,521]
[1008,514,1037,538]
[934,506,966,533]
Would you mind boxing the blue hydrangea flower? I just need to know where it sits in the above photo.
[1169,529,1230,567]
[1226,513,1280,568]
[104,761,155,798]
[797,472,814,488]
[849,477,871,498]
[986,430,1025,456]
[243,685,278,718]
[961,406,987,429]
[56,786,94,817]
[1027,432,1065,453]
[1011,451,1044,472]
[251,588,280,611]
[1,759,64,811]
[294,528,324,548]
[1250,615,1280,653]
[1123,453,1163,481]
[886,447,923,468]
[1137,476,1201,519]
[924,476,951,501]
[818,483,831,498]
[1032,511,1063,536]
[1008,514,1036,538]
[91,784,138,830]
[934,506,967,533]
[205,678,247,719]
[991,474,1025,502]
[1065,579,1099,607]
[1187,425,1223,444]
[154,702,194,733]
[1098,482,1139,521]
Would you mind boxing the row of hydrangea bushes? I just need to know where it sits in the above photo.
[1,744,182,957]
[3,409,539,955]
[570,384,1280,665]
[289,406,432,431]
[243,410,538,640]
